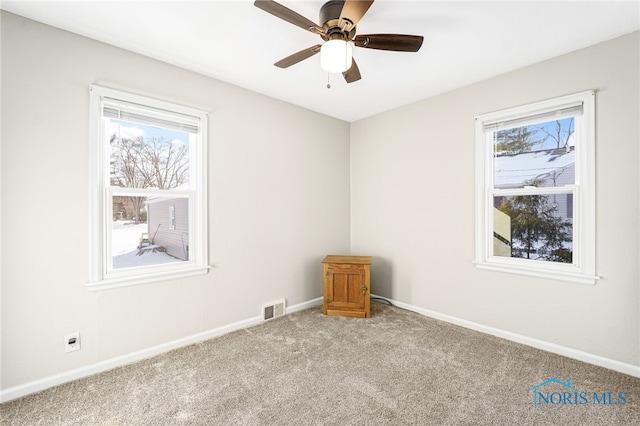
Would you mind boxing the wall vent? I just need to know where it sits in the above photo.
[262,299,286,321]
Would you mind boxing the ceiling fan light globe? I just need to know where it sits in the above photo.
[320,40,353,73]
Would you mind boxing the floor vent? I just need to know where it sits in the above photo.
[262,299,286,321]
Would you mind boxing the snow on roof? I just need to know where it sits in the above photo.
[494,149,574,188]
[144,183,190,204]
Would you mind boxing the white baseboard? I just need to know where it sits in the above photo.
[5,295,635,403]
[0,297,323,403]
[372,295,640,378]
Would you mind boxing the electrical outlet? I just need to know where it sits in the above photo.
[64,332,80,353]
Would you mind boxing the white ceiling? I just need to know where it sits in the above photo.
[2,1,639,122]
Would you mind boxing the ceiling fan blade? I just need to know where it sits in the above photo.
[343,59,361,83]
[274,45,322,68]
[339,0,375,31]
[254,0,324,35]
[354,34,424,52]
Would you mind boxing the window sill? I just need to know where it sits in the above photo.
[87,265,211,291]
[473,261,599,285]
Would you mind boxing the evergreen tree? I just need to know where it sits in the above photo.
[495,126,540,155]
[497,179,572,263]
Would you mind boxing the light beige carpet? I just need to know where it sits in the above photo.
[2,302,639,425]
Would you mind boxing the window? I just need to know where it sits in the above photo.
[475,91,598,284]
[89,85,209,290]
[169,205,176,230]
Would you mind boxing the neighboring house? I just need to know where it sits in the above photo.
[145,197,189,261]
[494,146,575,219]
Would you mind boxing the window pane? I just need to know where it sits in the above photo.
[111,195,189,270]
[493,193,573,263]
[493,117,575,189]
[108,118,190,189]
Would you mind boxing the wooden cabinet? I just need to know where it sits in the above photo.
[322,255,371,318]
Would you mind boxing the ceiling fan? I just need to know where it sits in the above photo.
[254,0,424,83]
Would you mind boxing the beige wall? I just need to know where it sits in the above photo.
[1,12,351,389]
[351,32,640,366]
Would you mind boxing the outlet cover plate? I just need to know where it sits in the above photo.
[64,332,80,353]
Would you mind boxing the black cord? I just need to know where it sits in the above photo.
[371,296,393,306]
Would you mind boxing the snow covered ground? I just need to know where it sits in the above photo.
[111,221,181,269]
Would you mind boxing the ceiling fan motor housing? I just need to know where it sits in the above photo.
[320,0,356,41]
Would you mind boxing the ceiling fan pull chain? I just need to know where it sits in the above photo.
[327,72,331,89]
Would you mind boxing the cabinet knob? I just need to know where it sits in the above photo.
[362,285,368,294]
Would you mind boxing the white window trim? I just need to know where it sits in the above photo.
[474,91,598,285]
[88,85,210,291]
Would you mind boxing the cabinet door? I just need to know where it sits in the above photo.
[325,265,366,311]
